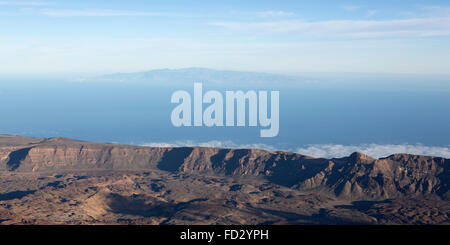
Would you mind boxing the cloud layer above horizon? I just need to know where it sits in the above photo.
[210,16,450,38]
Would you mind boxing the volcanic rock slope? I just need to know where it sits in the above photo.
[0,134,448,225]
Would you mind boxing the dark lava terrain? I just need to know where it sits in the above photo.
[0,134,448,225]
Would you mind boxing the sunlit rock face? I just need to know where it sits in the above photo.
[0,134,448,225]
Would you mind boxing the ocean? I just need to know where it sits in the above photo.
[1,75,449,158]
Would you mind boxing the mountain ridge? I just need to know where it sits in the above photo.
[1,134,448,202]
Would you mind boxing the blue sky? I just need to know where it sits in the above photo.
[1,0,450,76]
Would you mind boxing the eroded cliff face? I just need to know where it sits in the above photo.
[295,152,449,200]
[0,135,448,201]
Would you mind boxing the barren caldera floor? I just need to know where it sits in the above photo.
[0,135,449,225]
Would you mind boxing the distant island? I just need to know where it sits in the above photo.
[73,67,309,85]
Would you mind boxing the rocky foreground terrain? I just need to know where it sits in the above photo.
[0,134,449,225]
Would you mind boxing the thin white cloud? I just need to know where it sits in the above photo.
[210,16,450,38]
[0,1,48,6]
[142,140,278,152]
[140,141,450,159]
[40,9,179,17]
[295,144,450,159]
[256,10,294,18]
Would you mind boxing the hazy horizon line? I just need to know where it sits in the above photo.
[2,67,450,80]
